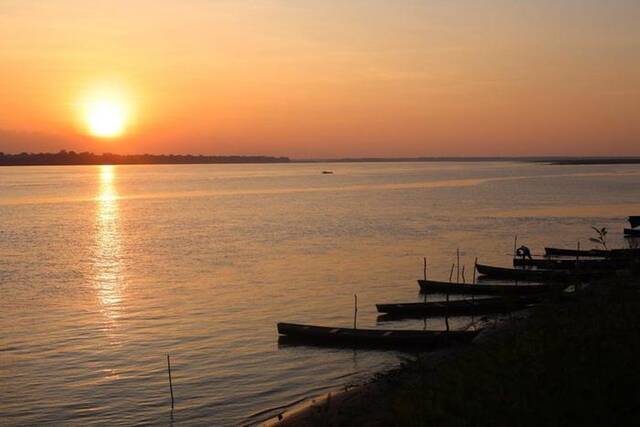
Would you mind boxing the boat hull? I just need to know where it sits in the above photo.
[476,263,567,281]
[376,296,540,317]
[417,279,561,295]
[476,263,605,282]
[512,257,621,270]
[624,228,640,237]
[544,247,640,258]
[544,247,608,258]
[277,322,478,348]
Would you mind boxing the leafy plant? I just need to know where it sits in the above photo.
[589,226,608,250]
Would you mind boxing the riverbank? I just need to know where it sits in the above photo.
[265,278,640,426]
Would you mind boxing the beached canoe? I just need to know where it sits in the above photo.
[629,216,640,229]
[624,228,640,237]
[544,247,640,258]
[417,279,562,295]
[476,263,565,281]
[513,257,624,270]
[276,322,478,348]
[376,296,540,317]
[544,247,608,258]
[476,263,606,281]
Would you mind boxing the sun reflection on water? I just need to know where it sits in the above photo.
[94,165,124,335]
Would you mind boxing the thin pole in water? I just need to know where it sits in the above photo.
[423,257,427,281]
[461,266,466,284]
[353,294,358,329]
[456,249,460,284]
[576,241,581,293]
[513,235,518,261]
[449,263,455,283]
[473,257,478,284]
[167,354,175,410]
[445,308,450,332]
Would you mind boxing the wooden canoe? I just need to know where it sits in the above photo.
[624,228,640,237]
[276,322,478,348]
[544,247,608,258]
[376,296,540,317]
[629,216,640,229]
[475,263,605,281]
[513,257,623,270]
[417,279,562,295]
[513,258,637,271]
[544,247,640,258]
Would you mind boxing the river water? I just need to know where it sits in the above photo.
[1,161,639,425]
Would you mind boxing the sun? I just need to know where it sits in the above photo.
[77,83,134,139]
[85,99,127,138]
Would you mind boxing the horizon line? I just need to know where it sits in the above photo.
[2,151,640,166]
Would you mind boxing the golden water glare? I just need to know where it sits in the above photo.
[94,165,124,331]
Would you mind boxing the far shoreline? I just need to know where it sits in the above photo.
[2,151,640,167]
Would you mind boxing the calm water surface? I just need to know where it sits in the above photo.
[2,162,640,425]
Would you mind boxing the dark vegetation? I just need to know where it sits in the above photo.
[0,150,290,166]
[3,151,640,166]
[391,279,640,426]
[549,158,640,165]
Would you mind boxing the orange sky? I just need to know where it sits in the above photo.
[0,1,639,158]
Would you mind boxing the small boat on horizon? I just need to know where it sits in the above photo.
[321,170,334,174]
[276,322,478,349]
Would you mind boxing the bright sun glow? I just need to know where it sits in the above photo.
[85,99,127,138]
[78,83,133,139]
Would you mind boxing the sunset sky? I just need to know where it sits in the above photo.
[1,0,638,158]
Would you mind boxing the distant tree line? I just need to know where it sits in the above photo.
[0,150,290,166]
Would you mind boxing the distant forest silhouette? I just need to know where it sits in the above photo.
[0,150,290,166]
[1,151,639,166]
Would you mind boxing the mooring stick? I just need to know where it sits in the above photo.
[449,263,455,282]
[353,294,358,329]
[423,257,427,280]
[456,249,460,284]
[167,354,175,410]
[473,257,478,284]
[576,241,581,293]
[445,310,450,332]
